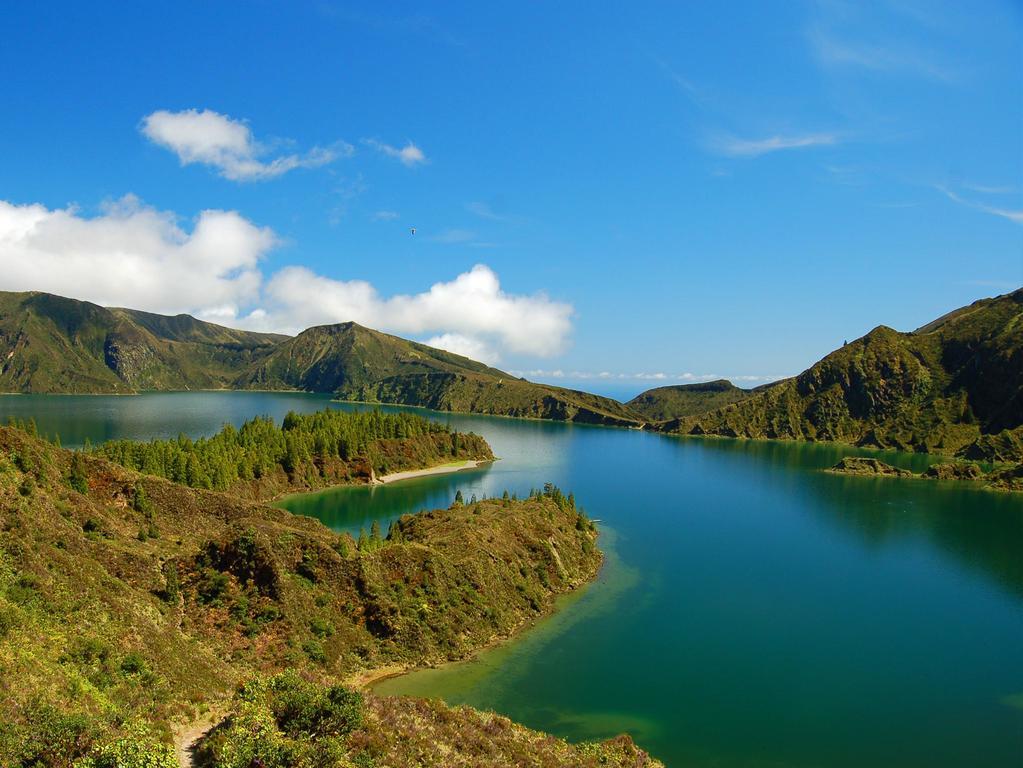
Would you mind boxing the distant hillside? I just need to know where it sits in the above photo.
[0,291,642,426]
[652,289,1023,461]
[628,379,756,421]
[0,425,661,765]
[0,291,282,393]
[236,321,643,426]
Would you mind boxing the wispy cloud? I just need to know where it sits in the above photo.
[937,185,1023,224]
[141,108,346,181]
[370,210,400,222]
[511,370,788,385]
[961,182,1017,195]
[430,228,476,244]
[327,174,367,226]
[465,201,508,221]
[808,29,959,82]
[364,138,428,167]
[711,132,839,158]
[651,56,704,104]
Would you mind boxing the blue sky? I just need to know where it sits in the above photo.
[0,1,1020,399]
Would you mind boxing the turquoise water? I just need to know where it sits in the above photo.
[3,393,1021,767]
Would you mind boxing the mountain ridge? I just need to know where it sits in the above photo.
[0,290,643,426]
[649,288,1023,462]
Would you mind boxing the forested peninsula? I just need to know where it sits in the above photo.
[87,408,493,501]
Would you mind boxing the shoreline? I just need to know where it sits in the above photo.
[270,457,492,504]
[373,459,484,485]
[349,546,606,692]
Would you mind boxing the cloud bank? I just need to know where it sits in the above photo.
[141,109,344,181]
[0,197,571,362]
[0,196,272,315]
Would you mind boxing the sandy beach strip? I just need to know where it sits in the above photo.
[375,459,483,485]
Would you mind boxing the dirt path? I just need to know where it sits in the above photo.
[174,713,221,768]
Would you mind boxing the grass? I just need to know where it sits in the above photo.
[0,425,662,766]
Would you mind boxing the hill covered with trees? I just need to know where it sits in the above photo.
[0,424,660,766]
[651,289,1023,462]
[235,321,642,426]
[0,290,642,426]
[89,408,493,500]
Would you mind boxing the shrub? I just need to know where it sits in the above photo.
[68,452,90,495]
[197,673,365,768]
[78,723,177,768]
[120,652,149,676]
[197,569,230,606]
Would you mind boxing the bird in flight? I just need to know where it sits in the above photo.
[410,227,416,235]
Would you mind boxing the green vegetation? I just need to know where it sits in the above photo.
[90,408,492,500]
[653,289,1023,462]
[238,321,642,426]
[0,291,641,426]
[196,670,660,768]
[829,455,1022,491]
[627,379,755,421]
[0,425,658,766]
[0,290,283,393]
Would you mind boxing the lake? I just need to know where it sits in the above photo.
[3,392,1021,767]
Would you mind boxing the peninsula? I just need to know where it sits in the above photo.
[0,422,661,765]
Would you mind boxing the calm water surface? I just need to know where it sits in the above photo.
[3,392,1021,767]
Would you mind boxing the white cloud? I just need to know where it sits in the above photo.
[712,132,838,157]
[424,333,499,365]
[364,138,427,167]
[371,210,400,221]
[0,197,573,362]
[937,186,1023,224]
[141,108,344,181]
[258,263,572,357]
[0,196,272,315]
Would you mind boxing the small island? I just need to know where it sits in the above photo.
[828,455,1022,492]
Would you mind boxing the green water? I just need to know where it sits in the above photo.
[3,393,1022,767]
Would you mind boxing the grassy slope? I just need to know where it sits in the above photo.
[237,322,643,426]
[0,291,641,426]
[653,289,1023,460]
[0,291,282,393]
[0,426,659,766]
[627,379,755,421]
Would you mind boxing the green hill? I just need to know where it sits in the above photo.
[0,291,642,426]
[652,289,1023,461]
[627,379,756,421]
[235,321,643,426]
[0,291,283,393]
[0,425,660,766]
